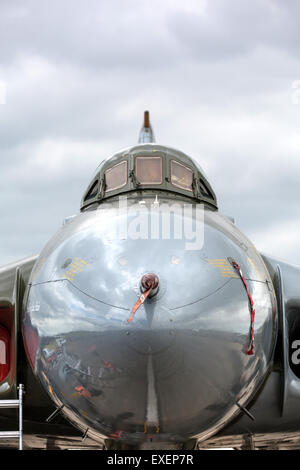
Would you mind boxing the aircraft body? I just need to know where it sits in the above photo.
[1,112,300,450]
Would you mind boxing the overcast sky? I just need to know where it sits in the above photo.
[0,0,300,267]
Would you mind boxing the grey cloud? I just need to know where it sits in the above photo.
[0,0,183,69]
[168,0,300,61]
[1,0,300,267]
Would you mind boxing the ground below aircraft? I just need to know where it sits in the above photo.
[1,112,300,450]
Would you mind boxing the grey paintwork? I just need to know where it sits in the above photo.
[21,194,277,444]
[80,144,217,211]
[1,136,300,448]
[0,256,37,304]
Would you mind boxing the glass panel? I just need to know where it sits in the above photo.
[105,161,128,192]
[135,156,162,184]
[171,160,193,192]
[84,180,98,201]
[199,179,213,199]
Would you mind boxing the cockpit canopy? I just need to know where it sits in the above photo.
[80,144,217,211]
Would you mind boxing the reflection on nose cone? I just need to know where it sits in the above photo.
[35,325,262,443]
[23,259,276,444]
[22,201,277,445]
[145,354,160,434]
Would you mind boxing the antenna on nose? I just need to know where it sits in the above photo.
[138,110,155,143]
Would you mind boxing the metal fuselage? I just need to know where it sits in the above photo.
[22,193,277,445]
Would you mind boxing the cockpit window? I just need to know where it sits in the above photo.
[81,146,218,211]
[105,161,128,192]
[199,179,213,199]
[135,156,162,184]
[84,180,98,201]
[171,160,193,192]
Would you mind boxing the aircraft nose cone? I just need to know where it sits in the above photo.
[127,329,175,355]
[23,261,275,445]
[22,207,277,445]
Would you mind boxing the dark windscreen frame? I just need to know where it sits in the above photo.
[81,145,218,211]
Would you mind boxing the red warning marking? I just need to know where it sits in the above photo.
[0,325,10,382]
[230,259,255,355]
[128,288,153,324]
[127,273,159,324]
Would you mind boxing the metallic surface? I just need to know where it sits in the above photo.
[2,113,300,449]
[0,400,19,409]
[80,144,217,210]
[22,195,277,444]
[138,111,155,144]
[0,384,24,450]
[18,384,24,450]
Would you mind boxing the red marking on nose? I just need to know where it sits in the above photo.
[127,273,159,324]
[230,258,255,355]
[141,273,159,291]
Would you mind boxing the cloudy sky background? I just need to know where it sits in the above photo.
[0,0,300,266]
